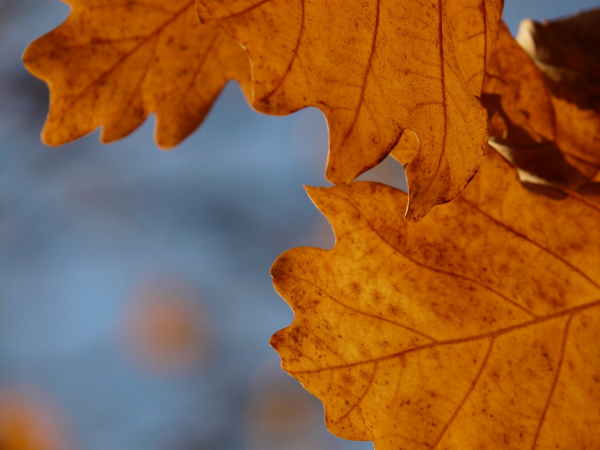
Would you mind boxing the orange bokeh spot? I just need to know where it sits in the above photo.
[122,277,211,376]
[0,387,73,450]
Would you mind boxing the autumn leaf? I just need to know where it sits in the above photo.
[517,10,600,184]
[197,0,503,220]
[483,23,553,144]
[23,0,251,148]
[483,20,600,187]
[517,8,600,112]
[270,149,600,449]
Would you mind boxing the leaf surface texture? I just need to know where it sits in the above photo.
[23,0,251,147]
[271,149,600,449]
[197,0,503,220]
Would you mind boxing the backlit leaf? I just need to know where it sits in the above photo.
[271,149,600,449]
[197,0,503,220]
[23,0,251,148]
[517,8,600,112]
[517,11,600,183]
[483,20,600,187]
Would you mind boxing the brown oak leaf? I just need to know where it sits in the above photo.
[483,21,600,187]
[197,0,503,221]
[23,0,251,148]
[270,149,600,449]
[517,10,600,184]
[517,8,600,112]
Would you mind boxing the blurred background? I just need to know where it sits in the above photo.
[0,1,597,449]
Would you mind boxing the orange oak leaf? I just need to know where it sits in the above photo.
[23,0,251,148]
[197,0,503,221]
[483,21,600,187]
[270,149,600,449]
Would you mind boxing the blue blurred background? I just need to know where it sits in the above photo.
[0,1,597,449]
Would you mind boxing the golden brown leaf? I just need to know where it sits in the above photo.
[483,22,554,144]
[270,149,600,449]
[197,0,503,220]
[23,0,251,148]
[516,11,600,184]
[483,21,600,187]
[517,9,600,111]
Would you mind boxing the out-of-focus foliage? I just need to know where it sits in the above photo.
[122,277,212,376]
[243,364,333,450]
[483,15,600,187]
[271,150,600,450]
[23,0,251,148]
[518,8,600,111]
[0,387,73,450]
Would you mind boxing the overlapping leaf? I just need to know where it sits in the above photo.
[271,149,600,449]
[197,0,503,220]
[23,0,251,148]
[517,8,600,111]
[483,20,600,187]
[517,10,600,183]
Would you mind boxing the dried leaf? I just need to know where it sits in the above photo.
[483,21,600,187]
[483,22,554,144]
[23,0,251,148]
[517,9,600,111]
[271,149,600,449]
[197,0,503,220]
[516,10,600,184]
